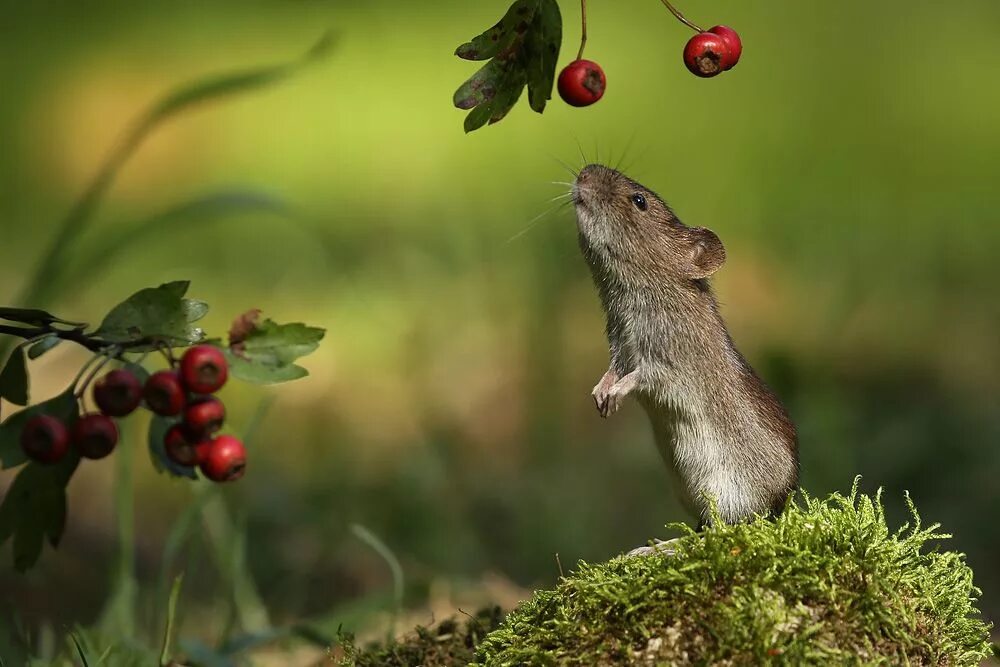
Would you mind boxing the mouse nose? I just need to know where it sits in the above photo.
[576,163,610,185]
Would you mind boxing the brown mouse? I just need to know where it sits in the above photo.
[573,163,798,532]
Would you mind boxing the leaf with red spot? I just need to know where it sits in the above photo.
[228,308,262,351]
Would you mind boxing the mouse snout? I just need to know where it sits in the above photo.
[576,163,613,185]
[574,163,617,209]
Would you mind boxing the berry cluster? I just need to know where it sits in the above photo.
[556,0,742,108]
[683,25,742,79]
[19,345,246,482]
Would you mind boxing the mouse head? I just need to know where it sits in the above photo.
[573,163,725,282]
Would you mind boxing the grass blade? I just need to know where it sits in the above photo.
[159,574,184,667]
[350,524,404,642]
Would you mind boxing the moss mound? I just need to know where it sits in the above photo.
[340,606,505,666]
[475,483,992,665]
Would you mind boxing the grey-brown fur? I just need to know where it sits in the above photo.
[573,164,798,526]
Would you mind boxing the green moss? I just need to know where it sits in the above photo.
[475,481,992,666]
[340,606,505,666]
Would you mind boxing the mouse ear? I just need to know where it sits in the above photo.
[687,227,726,279]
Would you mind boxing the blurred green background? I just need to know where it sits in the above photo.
[1,0,998,662]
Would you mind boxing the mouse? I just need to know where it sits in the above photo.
[572,163,798,538]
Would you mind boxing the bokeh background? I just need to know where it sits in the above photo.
[1,0,998,662]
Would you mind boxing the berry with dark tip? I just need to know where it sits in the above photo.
[144,370,186,416]
[93,369,143,417]
[199,435,246,482]
[21,415,70,464]
[180,345,228,395]
[683,32,731,78]
[708,25,742,70]
[163,424,203,466]
[183,396,225,437]
[71,414,119,460]
[557,59,607,107]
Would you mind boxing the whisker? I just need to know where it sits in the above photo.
[614,129,639,173]
[505,199,573,244]
[550,154,579,179]
[575,137,588,167]
[550,181,575,188]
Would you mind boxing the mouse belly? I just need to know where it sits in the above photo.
[641,397,774,524]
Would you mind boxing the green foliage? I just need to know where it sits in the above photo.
[340,607,506,667]
[453,0,562,132]
[96,281,208,348]
[472,483,993,666]
[27,335,61,360]
[0,454,79,572]
[0,346,29,406]
[225,317,325,384]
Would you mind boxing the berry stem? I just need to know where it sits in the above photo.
[74,350,118,399]
[658,0,704,33]
[577,0,588,61]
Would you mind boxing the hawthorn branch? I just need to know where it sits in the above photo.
[0,322,161,354]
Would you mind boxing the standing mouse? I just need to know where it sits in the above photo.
[573,163,798,532]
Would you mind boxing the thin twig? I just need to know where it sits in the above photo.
[659,0,704,33]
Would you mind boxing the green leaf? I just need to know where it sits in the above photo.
[453,0,562,131]
[225,318,325,385]
[525,0,562,113]
[225,356,309,384]
[0,347,29,406]
[148,415,197,480]
[454,0,533,61]
[95,281,208,348]
[27,335,61,360]
[0,453,80,571]
[0,389,77,469]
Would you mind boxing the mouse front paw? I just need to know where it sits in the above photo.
[591,369,619,416]
[593,369,640,418]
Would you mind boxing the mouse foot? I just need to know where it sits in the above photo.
[626,538,679,558]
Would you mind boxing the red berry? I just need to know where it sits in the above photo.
[71,414,119,460]
[20,415,70,464]
[199,435,246,482]
[708,25,742,70]
[184,396,226,437]
[93,369,143,417]
[144,370,186,416]
[180,345,228,394]
[163,424,204,466]
[683,32,731,78]
[557,59,607,107]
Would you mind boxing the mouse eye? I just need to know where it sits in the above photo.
[631,193,648,211]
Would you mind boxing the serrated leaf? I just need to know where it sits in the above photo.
[0,347,29,406]
[0,389,77,469]
[225,318,324,385]
[525,0,562,112]
[95,281,208,348]
[225,354,309,384]
[148,415,198,480]
[454,0,536,62]
[453,0,562,131]
[27,336,61,360]
[0,453,80,572]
